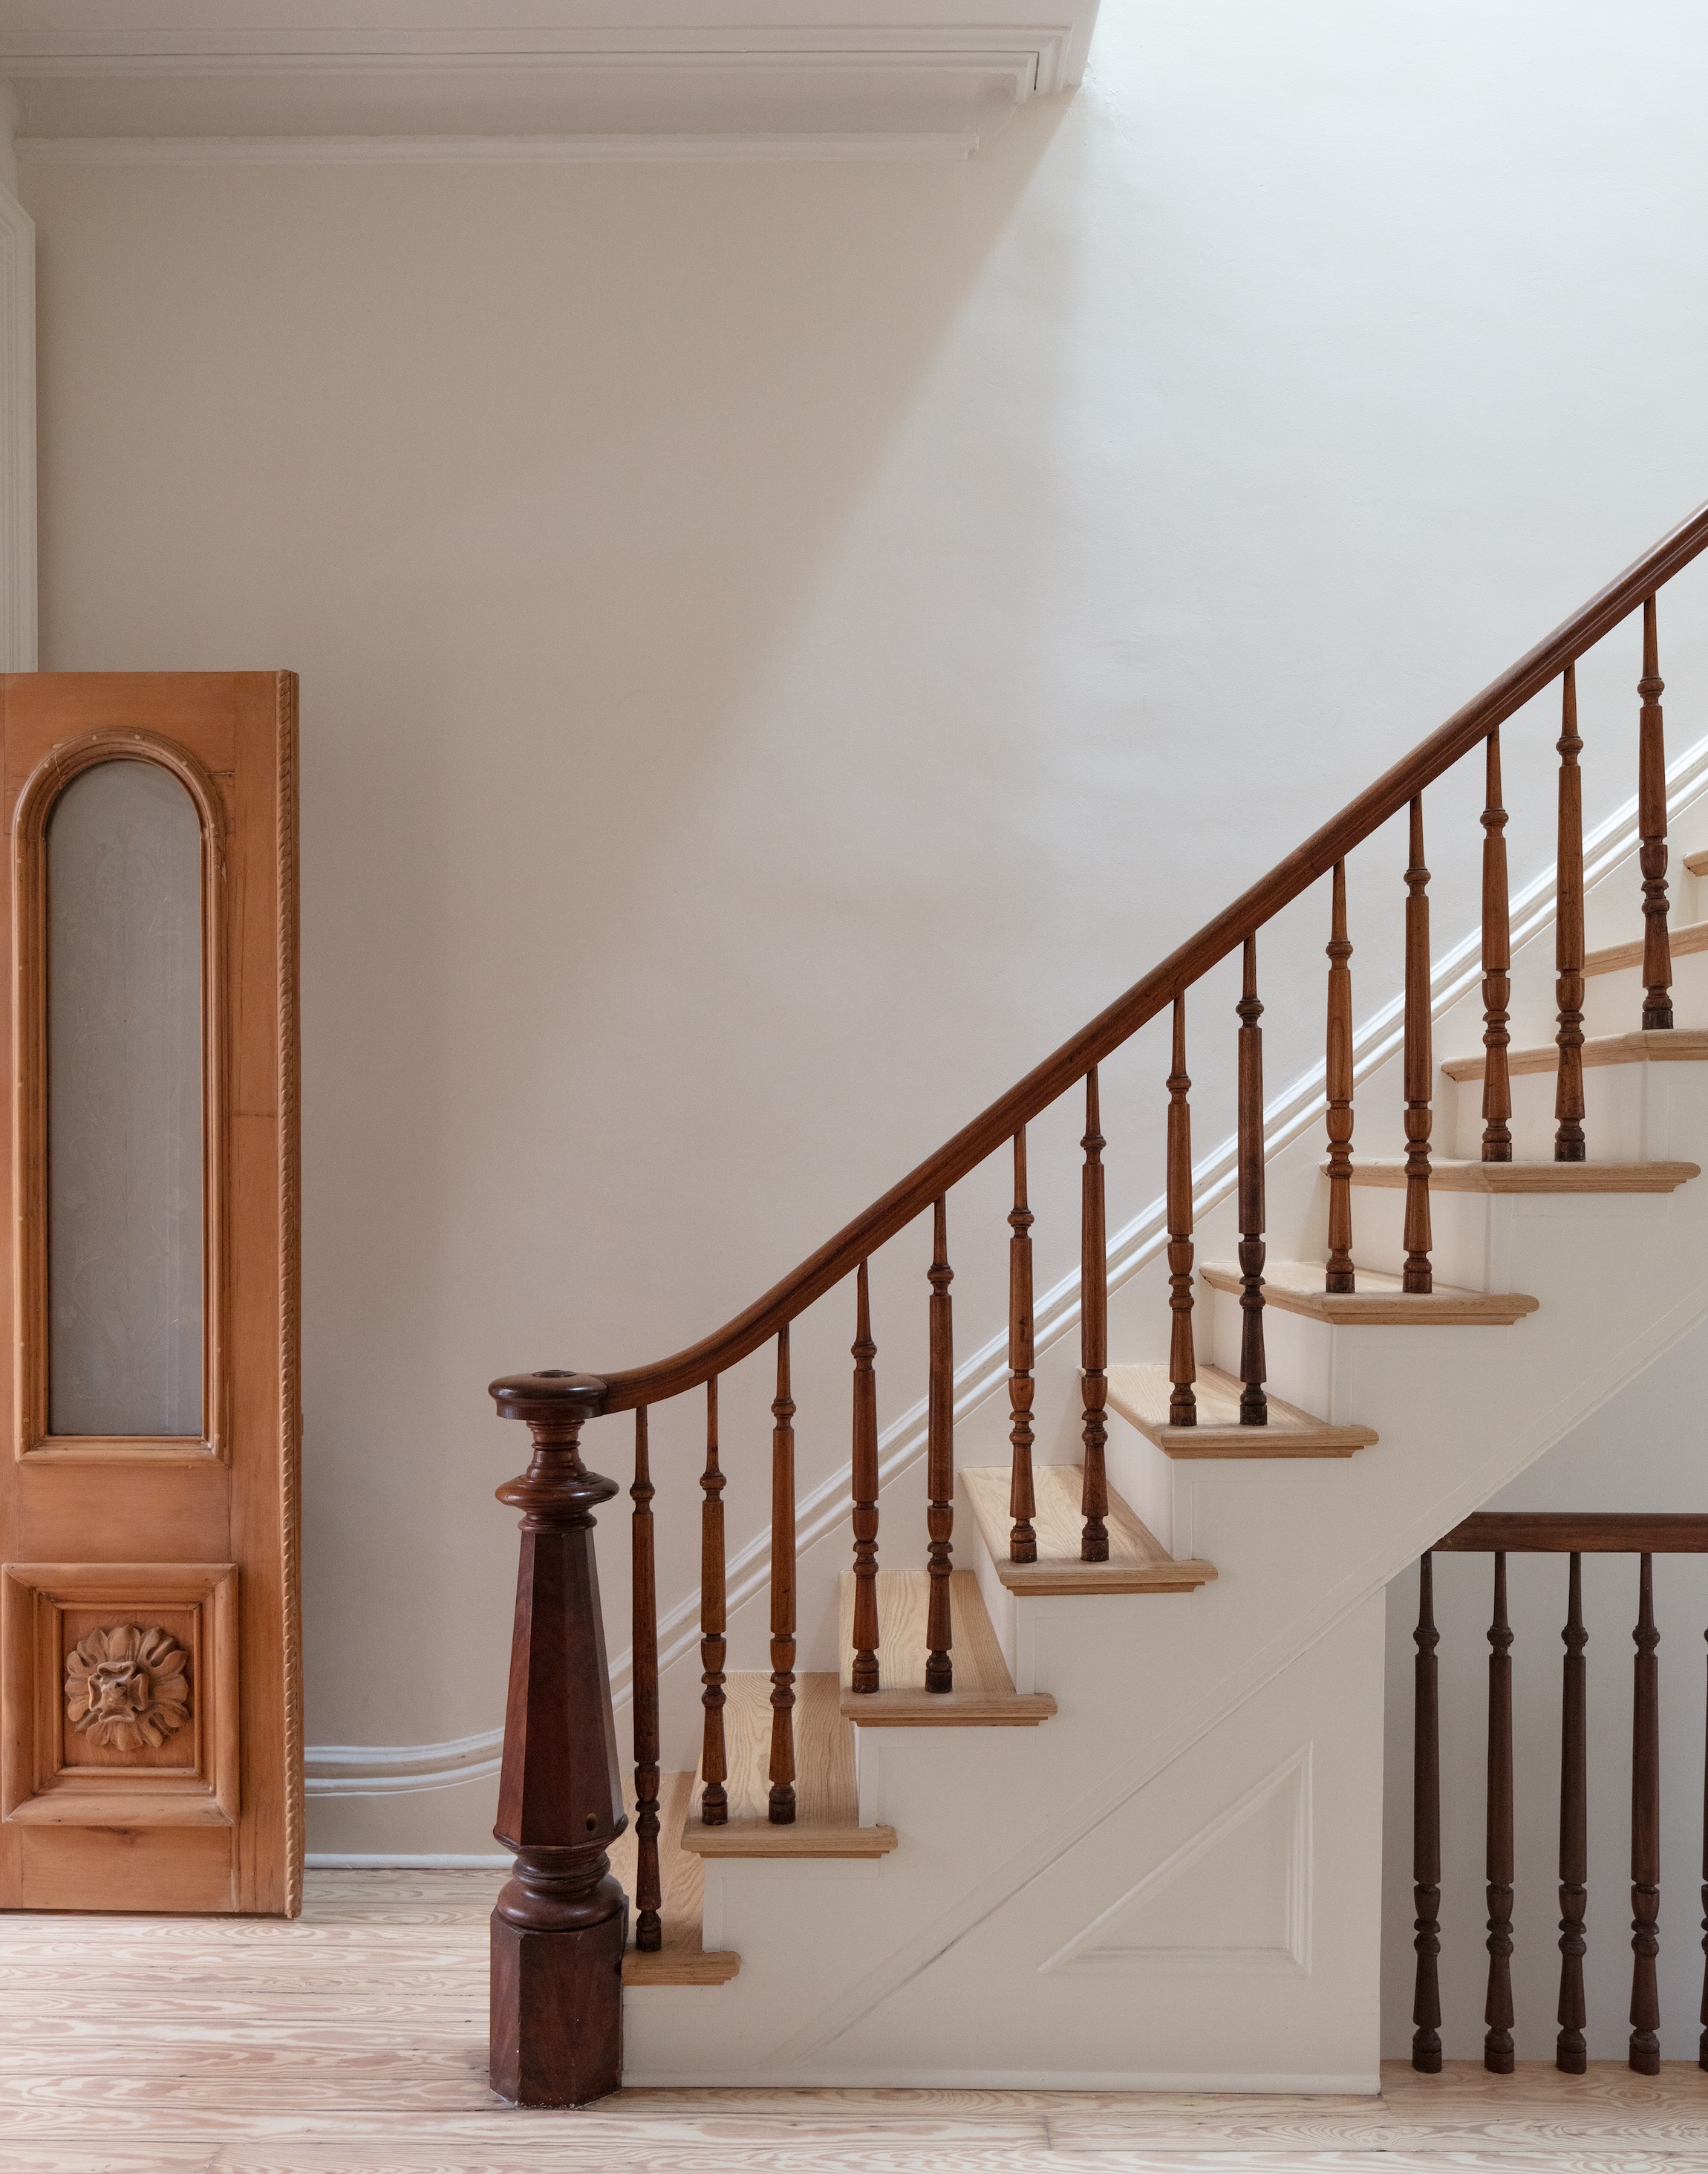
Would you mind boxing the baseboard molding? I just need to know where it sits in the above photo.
[622,2066,1383,2092]
[19,131,980,166]
[304,739,1708,1798]
[306,1852,509,1869]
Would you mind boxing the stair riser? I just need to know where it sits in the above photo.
[1445,1047,1708,1163]
[1580,947,1708,1039]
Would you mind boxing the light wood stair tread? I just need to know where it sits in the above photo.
[961,1462,1219,1588]
[681,1673,898,1858]
[1346,1156,1698,1193]
[1202,1259,1539,1324]
[838,1568,1057,1725]
[1583,917,1708,975]
[1106,1362,1377,1457]
[1686,848,1708,877]
[610,1770,741,1983]
[1441,1028,1708,1081]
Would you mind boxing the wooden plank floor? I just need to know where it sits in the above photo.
[4,1872,1708,2168]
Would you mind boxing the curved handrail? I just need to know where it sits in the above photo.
[575,499,1708,1413]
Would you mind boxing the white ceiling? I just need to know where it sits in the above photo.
[0,4,1105,159]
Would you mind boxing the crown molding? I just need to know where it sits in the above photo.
[0,5,1101,157]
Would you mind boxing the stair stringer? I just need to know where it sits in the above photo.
[625,1098,1708,2084]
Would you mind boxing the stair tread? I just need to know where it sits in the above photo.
[1347,1156,1698,1193]
[1203,1259,1538,1324]
[1107,1362,1376,1457]
[1686,849,1708,877]
[838,1568,1057,1725]
[961,1462,1219,1587]
[1583,917,1708,975]
[1442,1027,1708,1081]
[681,1673,899,1858]
[611,1770,741,1982]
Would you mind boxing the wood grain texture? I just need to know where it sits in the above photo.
[837,1570,1056,1724]
[1686,849,1708,878]
[679,1673,896,1858]
[960,1463,1218,1590]
[1346,1158,1699,1193]
[1638,596,1674,1031]
[1202,1260,1539,1326]
[607,1772,739,1982]
[1443,1028,1708,1080]
[1585,917,1708,977]
[1480,728,1512,1163]
[1108,1363,1377,1459]
[1438,1513,1708,1552]
[1554,667,1586,1162]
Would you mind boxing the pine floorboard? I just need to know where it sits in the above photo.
[4,1872,1708,2168]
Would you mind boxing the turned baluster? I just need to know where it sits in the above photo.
[926,1197,956,1689]
[1412,1552,1443,2073]
[1630,1552,1661,2072]
[1167,997,1199,1416]
[850,1261,881,1691]
[488,1370,626,2108]
[1008,1132,1039,1558]
[1482,729,1513,1162]
[1403,795,1433,1294]
[630,1407,662,1953]
[1700,1627,1708,2072]
[1324,863,1355,1293]
[699,1379,728,1825]
[1484,1552,1515,2073]
[1556,667,1586,1162]
[1557,1552,1588,2073]
[1236,938,1268,1425]
[1080,1070,1111,1556]
[769,1329,798,1823]
[1639,598,1674,1031]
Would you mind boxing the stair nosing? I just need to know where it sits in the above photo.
[1202,1261,1538,1324]
[1107,1361,1376,1457]
[1442,1028,1708,1081]
[1344,1156,1698,1194]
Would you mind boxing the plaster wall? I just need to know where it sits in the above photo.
[19,0,1708,1856]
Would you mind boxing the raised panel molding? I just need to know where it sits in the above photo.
[1039,1748,1312,1978]
[0,4,1104,160]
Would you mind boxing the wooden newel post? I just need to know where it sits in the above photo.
[488,1369,627,2109]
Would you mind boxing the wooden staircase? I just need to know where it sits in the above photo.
[483,501,1708,2102]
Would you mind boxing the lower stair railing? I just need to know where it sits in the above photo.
[1410,1512,1708,2078]
[483,498,1708,2104]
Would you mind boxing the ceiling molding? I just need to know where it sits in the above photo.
[0,6,1102,157]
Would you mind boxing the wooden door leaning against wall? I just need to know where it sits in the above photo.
[0,674,301,1916]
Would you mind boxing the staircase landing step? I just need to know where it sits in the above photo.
[1204,1260,1539,1325]
[681,1673,899,1860]
[1349,1156,1698,1193]
[1107,1362,1376,1457]
[1442,1028,1708,1081]
[838,1569,1057,1725]
[961,1462,1218,1589]
[1585,917,1708,976]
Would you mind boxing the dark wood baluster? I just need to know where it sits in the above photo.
[1630,1551,1661,2072]
[1555,666,1586,1162]
[488,1370,625,2109]
[1167,997,1199,1416]
[1080,1070,1111,1554]
[1700,1626,1708,2072]
[1484,1552,1515,2074]
[1482,727,1513,1163]
[699,1379,728,1825]
[1639,598,1674,1031]
[1008,1131,1039,1558]
[1403,795,1433,1294]
[1557,1552,1588,2072]
[630,1407,662,1952]
[1325,862,1355,1293]
[926,1197,956,1688]
[768,1329,798,1823]
[1236,938,1268,1424]
[850,1260,881,1692]
[1412,1551,1443,2074]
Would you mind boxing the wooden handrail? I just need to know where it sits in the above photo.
[561,497,1708,1413]
[1437,1511,1708,1552]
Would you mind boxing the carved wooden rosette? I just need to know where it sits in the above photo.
[488,1370,628,2109]
[64,1624,191,1751]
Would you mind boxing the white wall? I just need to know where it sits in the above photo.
[22,0,1708,1855]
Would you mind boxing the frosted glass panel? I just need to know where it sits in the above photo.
[48,761,203,1436]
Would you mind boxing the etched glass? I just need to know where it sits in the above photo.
[48,761,203,1436]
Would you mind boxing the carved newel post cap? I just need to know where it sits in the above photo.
[489,1370,607,1425]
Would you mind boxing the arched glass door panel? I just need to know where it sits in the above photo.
[46,759,203,1436]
